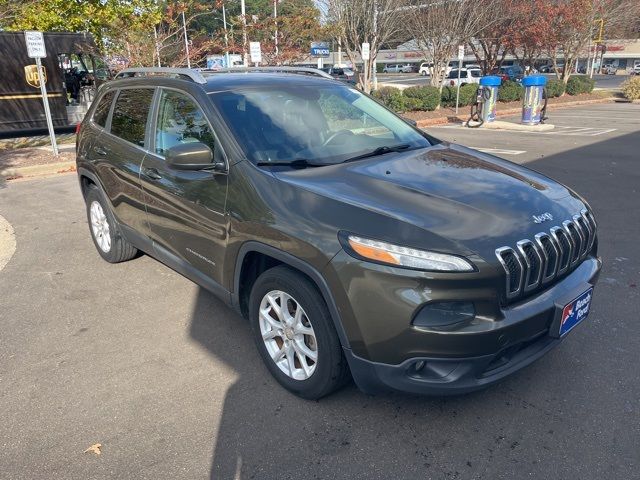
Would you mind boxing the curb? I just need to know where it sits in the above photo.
[415,96,615,128]
[1,161,76,180]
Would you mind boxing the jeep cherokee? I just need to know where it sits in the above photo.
[76,67,601,399]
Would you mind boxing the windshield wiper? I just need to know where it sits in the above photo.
[255,159,324,169]
[341,144,412,164]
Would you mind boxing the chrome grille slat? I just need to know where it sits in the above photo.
[517,240,543,291]
[563,220,582,267]
[535,232,559,284]
[496,211,597,301]
[496,246,524,299]
[580,209,596,252]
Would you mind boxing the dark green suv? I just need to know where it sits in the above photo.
[76,67,601,399]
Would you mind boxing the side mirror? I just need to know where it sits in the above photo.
[166,142,223,171]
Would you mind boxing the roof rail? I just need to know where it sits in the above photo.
[115,67,207,84]
[201,66,334,80]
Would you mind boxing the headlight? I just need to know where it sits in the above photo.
[344,235,475,272]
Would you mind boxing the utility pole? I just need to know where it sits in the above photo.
[274,0,278,58]
[241,0,248,67]
[182,11,191,68]
[222,2,230,67]
[372,0,378,90]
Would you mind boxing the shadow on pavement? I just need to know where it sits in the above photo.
[188,131,639,479]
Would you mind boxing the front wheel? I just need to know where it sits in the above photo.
[249,266,350,399]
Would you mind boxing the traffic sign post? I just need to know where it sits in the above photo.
[361,42,370,92]
[455,45,464,114]
[24,31,58,156]
[249,42,262,66]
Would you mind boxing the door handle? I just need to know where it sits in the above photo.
[142,167,163,180]
[93,146,107,156]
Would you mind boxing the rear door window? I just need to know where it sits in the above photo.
[111,89,154,147]
[93,91,115,128]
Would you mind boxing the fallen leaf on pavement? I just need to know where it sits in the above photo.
[84,443,102,455]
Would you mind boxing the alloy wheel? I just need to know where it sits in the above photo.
[258,290,318,380]
[89,201,111,253]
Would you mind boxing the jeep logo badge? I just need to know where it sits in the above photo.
[532,212,553,224]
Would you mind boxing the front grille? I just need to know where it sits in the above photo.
[496,209,597,301]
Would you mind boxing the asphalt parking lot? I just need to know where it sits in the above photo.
[0,102,639,479]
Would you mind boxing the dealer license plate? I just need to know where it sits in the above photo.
[559,288,593,337]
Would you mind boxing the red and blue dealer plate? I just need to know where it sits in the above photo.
[559,287,593,337]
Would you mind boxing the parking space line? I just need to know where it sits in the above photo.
[543,127,617,136]
[430,124,617,137]
[471,147,526,155]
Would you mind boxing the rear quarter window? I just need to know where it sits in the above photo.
[111,89,154,147]
[92,91,115,128]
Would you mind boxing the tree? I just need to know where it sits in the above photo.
[468,0,517,74]
[5,0,160,48]
[502,0,555,72]
[406,0,495,94]
[323,0,408,93]
[217,1,326,65]
[543,0,640,83]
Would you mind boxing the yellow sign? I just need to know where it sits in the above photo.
[24,64,47,88]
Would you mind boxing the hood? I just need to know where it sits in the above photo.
[273,143,588,259]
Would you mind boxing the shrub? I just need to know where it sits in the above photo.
[498,80,523,102]
[403,85,441,111]
[402,96,423,112]
[459,84,479,107]
[440,84,479,107]
[621,76,640,100]
[371,86,406,112]
[545,79,565,98]
[566,75,595,95]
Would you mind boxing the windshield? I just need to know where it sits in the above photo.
[209,84,431,165]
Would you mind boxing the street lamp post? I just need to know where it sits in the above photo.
[153,25,161,67]
[274,0,278,57]
[182,11,191,68]
[222,2,230,67]
[241,0,248,67]
[372,0,378,90]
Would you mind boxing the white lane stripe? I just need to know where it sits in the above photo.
[471,147,526,155]
[544,128,617,136]
[0,214,17,272]
[543,115,640,121]
[430,124,617,136]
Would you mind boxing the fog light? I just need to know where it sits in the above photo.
[412,302,475,329]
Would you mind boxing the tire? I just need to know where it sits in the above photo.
[249,266,350,399]
[84,184,138,263]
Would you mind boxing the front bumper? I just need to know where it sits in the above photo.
[329,253,601,395]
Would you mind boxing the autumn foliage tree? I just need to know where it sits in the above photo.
[503,0,556,73]
[219,3,326,65]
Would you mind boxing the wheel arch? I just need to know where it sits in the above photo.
[77,167,105,200]
[233,241,350,349]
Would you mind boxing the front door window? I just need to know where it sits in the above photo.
[154,90,216,157]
